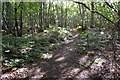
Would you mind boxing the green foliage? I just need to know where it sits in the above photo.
[2,25,72,70]
[77,28,107,53]
[76,26,82,32]
[44,25,73,41]
[3,59,23,67]
[2,1,119,75]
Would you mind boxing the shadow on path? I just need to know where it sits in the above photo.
[28,30,94,80]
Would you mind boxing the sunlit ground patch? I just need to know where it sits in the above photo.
[55,57,66,62]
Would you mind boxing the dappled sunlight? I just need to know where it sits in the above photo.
[53,45,77,59]
[59,63,68,69]
[60,67,81,79]
[2,1,120,79]
[21,47,33,54]
[75,70,90,79]
[30,67,46,79]
[31,74,44,79]
[31,63,38,66]
[66,68,81,78]
[55,57,66,62]
[64,33,79,44]
[73,33,79,39]
[41,53,53,59]
[91,58,107,69]
[78,55,89,64]
[0,68,29,79]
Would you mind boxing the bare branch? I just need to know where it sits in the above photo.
[73,1,116,25]
[91,11,115,25]
[104,0,118,13]
[73,1,90,10]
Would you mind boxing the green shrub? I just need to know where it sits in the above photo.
[2,25,73,70]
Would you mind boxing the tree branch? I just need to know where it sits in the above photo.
[73,1,90,10]
[91,11,115,25]
[73,1,116,25]
[104,0,118,13]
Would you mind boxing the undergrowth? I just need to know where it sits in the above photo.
[76,28,113,54]
[2,25,72,73]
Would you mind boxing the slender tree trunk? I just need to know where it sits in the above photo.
[61,2,63,27]
[43,2,47,29]
[14,3,19,37]
[91,2,94,28]
[64,1,67,27]
[47,1,51,28]
[19,2,23,36]
[39,2,43,32]
[55,5,58,26]
[2,3,9,32]
[81,4,85,28]
[29,3,34,34]
[78,4,82,25]
[5,2,15,36]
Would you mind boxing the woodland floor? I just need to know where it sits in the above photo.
[1,29,120,80]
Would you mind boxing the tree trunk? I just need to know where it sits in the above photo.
[90,2,94,28]
[64,1,67,27]
[14,3,19,37]
[5,2,15,36]
[81,4,85,28]
[60,2,64,27]
[19,2,23,36]
[47,1,51,28]
[39,2,43,32]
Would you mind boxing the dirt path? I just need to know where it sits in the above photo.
[1,29,91,80]
[28,30,82,79]
[1,29,119,80]
[27,29,120,80]
[27,30,94,80]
